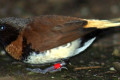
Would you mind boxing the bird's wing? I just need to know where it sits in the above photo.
[22,15,120,51]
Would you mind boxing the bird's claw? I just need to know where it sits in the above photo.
[61,66,68,70]
[26,61,67,74]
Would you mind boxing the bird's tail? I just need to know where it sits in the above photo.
[83,19,120,29]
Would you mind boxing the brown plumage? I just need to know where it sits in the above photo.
[23,16,89,51]
[0,15,120,61]
[0,15,120,74]
[5,34,23,60]
[23,15,120,52]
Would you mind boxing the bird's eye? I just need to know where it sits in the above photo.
[0,25,6,31]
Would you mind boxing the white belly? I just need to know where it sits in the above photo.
[24,37,95,64]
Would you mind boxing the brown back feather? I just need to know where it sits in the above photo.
[23,15,96,51]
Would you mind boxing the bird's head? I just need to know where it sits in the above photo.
[0,17,31,47]
[0,23,19,47]
[0,17,32,60]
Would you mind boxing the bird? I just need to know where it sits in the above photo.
[0,15,120,74]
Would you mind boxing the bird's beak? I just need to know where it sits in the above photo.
[83,19,120,29]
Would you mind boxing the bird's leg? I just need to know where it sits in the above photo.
[26,61,67,74]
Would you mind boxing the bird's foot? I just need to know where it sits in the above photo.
[26,61,67,74]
